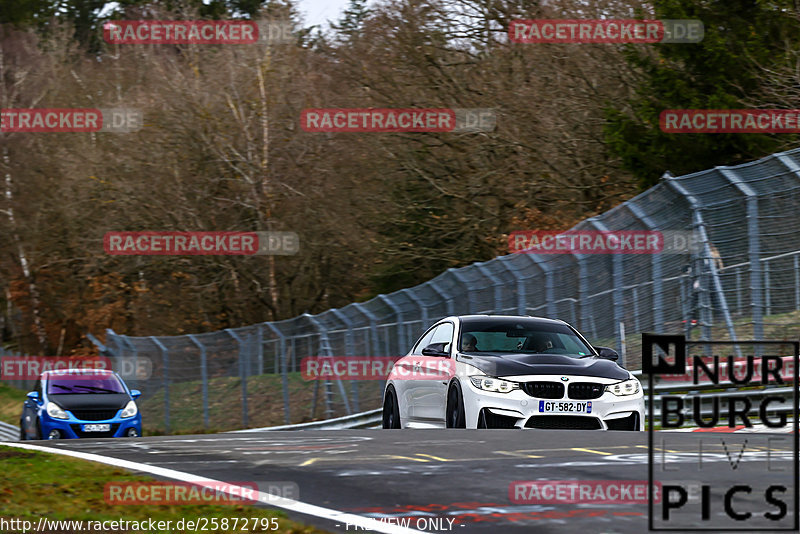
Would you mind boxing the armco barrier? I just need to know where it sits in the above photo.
[231,408,382,432]
[0,421,19,442]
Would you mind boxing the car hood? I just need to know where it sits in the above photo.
[457,352,630,380]
[47,393,130,411]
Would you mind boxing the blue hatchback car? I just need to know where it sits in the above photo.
[20,368,142,440]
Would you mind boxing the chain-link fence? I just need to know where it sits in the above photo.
[100,147,800,433]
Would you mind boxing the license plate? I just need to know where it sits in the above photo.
[82,423,110,432]
[539,400,592,413]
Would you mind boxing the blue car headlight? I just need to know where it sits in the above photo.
[120,400,138,418]
[46,402,69,420]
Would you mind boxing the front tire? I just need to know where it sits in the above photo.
[446,381,466,428]
[19,420,26,441]
[382,386,401,429]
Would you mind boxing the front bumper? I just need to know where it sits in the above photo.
[463,375,644,430]
[40,411,142,439]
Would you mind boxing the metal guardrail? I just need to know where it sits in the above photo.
[0,421,19,442]
[231,408,382,432]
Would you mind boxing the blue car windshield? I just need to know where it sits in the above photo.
[47,373,125,394]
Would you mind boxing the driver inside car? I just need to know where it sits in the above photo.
[522,333,553,352]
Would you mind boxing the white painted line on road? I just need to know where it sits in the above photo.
[0,441,424,534]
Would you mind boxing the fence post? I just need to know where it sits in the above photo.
[626,202,664,332]
[352,303,384,401]
[401,288,427,332]
[589,219,624,356]
[446,269,472,315]
[188,335,208,430]
[666,174,740,350]
[795,255,800,311]
[331,308,359,412]
[256,325,264,375]
[119,334,138,393]
[496,256,527,316]
[475,262,503,313]
[764,262,771,316]
[225,329,248,428]
[149,337,170,434]
[304,313,351,416]
[264,323,290,424]
[718,168,763,339]
[428,280,454,316]
[521,254,555,318]
[377,295,406,359]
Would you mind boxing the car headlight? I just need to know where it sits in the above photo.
[120,400,138,418]
[469,376,518,393]
[46,402,69,420]
[605,378,641,396]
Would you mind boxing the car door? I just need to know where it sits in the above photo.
[413,321,455,423]
[22,378,43,438]
[397,325,437,420]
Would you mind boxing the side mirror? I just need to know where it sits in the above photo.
[421,342,450,358]
[26,391,39,402]
[130,389,141,399]
[594,347,619,361]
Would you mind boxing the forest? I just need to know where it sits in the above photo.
[1,0,799,354]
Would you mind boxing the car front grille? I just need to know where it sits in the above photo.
[68,409,119,421]
[70,423,120,438]
[568,382,604,400]
[521,381,564,399]
[525,415,602,430]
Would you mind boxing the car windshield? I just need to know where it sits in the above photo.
[46,373,125,394]
[459,319,595,358]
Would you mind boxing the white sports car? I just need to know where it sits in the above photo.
[382,315,644,430]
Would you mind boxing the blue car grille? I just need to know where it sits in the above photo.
[68,409,119,421]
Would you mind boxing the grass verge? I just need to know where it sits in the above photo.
[0,445,330,533]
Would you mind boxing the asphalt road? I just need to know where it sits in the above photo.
[29,430,799,534]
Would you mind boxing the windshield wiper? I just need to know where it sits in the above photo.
[72,385,119,393]
[51,384,75,392]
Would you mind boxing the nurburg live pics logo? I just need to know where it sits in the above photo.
[643,333,799,531]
